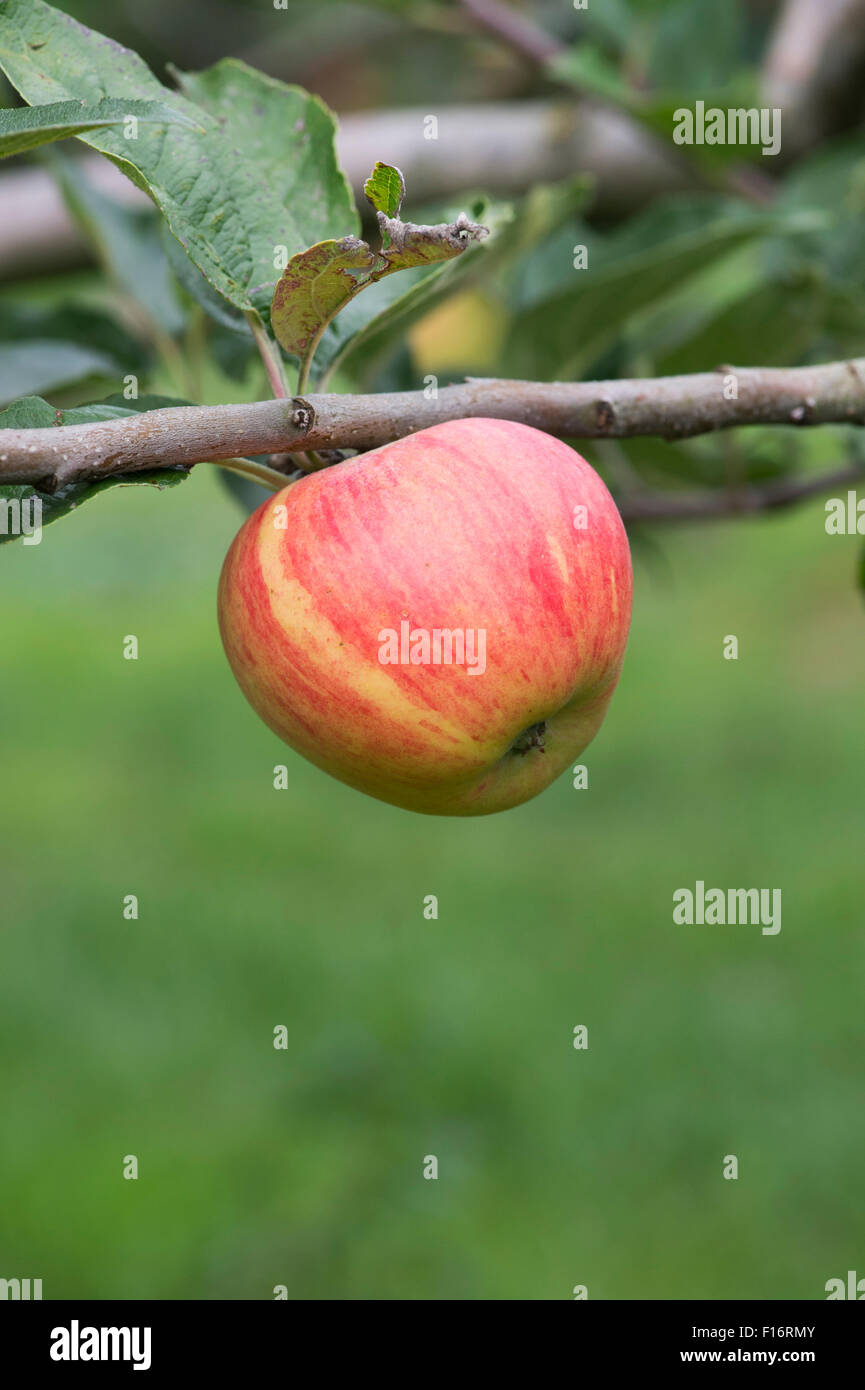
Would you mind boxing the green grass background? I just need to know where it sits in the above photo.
[1,454,863,1300]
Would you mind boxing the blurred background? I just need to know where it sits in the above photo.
[1,0,864,1299]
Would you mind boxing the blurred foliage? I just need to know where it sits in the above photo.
[0,0,864,1301]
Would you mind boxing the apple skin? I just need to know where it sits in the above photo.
[218,417,632,816]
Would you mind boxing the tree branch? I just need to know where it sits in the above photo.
[762,0,865,158]
[457,0,563,65]
[616,462,864,525]
[2,361,865,489]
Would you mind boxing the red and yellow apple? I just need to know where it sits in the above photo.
[218,417,632,815]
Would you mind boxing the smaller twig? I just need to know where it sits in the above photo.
[211,456,294,492]
[616,462,864,524]
[458,0,563,64]
[246,311,289,399]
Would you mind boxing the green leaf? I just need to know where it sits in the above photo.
[647,0,746,92]
[652,280,823,376]
[0,394,188,545]
[276,178,592,389]
[0,302,149,406]
[547,45,635,105]
[166,58,358,315]
[0,96,198,157]
[50,148,184,337]
[206,321,260,384]
[550,23,760,172]
[504,199,803,380]
[0,3,357,315]
[631,83,764,168]
[325,190,548,386]
[580,0,635,54]
[0,342,120,406]
[159,224,252,335]
[270,178,488,384]
[363,161,405,221]
[271,236,380,360]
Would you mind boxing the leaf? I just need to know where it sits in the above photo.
[652,280,824,376]
[327,179,593,388]
[0,302,150,406]
[0,3,357,316]
[647,0,746,92]
[629,83,764,168]
[374,210,488,271]
[0,342,120,406]
[550,22,759,172]
[206,321,260,384]
[0,96,198,157]
[580,0,635,53]
[159,224,252,335]
[273,174,592,388]
[363,161,405,221]
[49,148,184,337]
[271,236,380,359]
[0,394,188,545]
[503,199,804,380]
[270,176,488,381]
[165,58,359,315]
[547,45,635,105]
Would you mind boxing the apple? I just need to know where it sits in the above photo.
[218,417,632,815]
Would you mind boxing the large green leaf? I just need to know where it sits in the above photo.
[0,2,357,315]
[0,303,150,406]
[551,9,759,173]
[159,224,251,335]
[504,199,805,380]
[647,0,746,91]
[0,342,120,406]
[0,394,188,545]
[0,95,197,157]
[168,60,358,315]
[50,148,184,336]
[652,280,825,376]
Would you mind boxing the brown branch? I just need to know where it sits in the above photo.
[763,0,865,158]
[617,463,865,525]
[458,0,563,65]
[1,360,864,490]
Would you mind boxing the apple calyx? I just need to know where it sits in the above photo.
[511,721,547,756]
